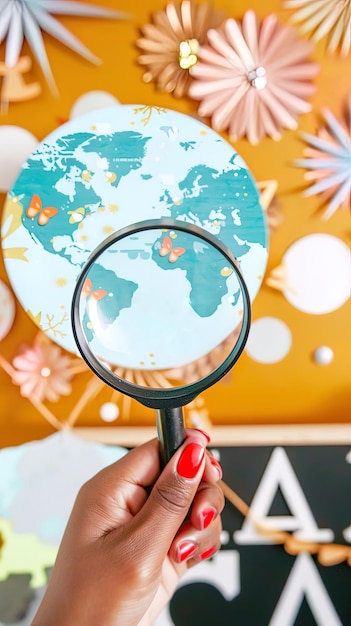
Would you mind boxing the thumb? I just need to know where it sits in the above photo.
[131,433,208,558]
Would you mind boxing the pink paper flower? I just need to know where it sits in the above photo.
[189,10,319,144]
[12,333,80,403]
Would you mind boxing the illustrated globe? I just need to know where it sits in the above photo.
[2,105,268,368]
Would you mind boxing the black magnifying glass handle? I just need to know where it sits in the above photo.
[71,219,251,469]
[156,407,186,466]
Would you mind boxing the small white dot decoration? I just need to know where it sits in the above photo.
[0,280,16,340]
[0,126,38,192]
[70,91,120,119]
[246,317,292,364]
[100,402,120,422]
[312,346,334,365]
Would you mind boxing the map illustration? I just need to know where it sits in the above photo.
[2,105,268,368]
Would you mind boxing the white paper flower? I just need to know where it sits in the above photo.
[284,0,351,56]
[0,0,127,94]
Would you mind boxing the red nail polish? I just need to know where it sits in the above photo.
[199,546,216,560]
[177,442,205,479]
[209,456,223,480]
[192,428,211,443]
[177,540,197,562]
[201,507,217,530]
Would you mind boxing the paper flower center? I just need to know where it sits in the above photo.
[41,366,51,378]
[179,39,200,70]
[247,66,267,90]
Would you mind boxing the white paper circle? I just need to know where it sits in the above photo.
[245,316,292,364]
[312,346,334,365]
[283,234,351,314]
[0,126,38,192]
[99,401,120,422]
[70,91,120,119]
[0,280,16,340]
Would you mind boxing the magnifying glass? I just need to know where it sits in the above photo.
[72,218,251,465]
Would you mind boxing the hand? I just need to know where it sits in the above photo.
[31,430,224,626]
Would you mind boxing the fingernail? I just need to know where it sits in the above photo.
[201,506,217,530]
[192,428,211,443]
[177,540,197,563]
[177,441,205,479]
[199,545,216,560]
[209,456,223,480]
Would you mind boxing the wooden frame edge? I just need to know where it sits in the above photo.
[75,424,351,447]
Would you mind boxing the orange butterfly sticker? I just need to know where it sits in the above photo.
[159,236,186,263]
[82,278,107,301]
[26,194,59,226]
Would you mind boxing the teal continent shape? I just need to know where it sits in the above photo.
[13,130,151,262]
[12,130,148,333]
[11,129,263,330]
[82,264,138,342]
[152,161,263,317]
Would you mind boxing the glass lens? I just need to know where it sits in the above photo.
[74,223,248,390]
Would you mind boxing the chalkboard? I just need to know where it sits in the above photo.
[1,440,349,625]
[157,444,351,626]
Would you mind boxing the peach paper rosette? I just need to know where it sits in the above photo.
[137,0,225,98]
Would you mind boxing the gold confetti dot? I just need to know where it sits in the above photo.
[108,204,119,213]
[103,225,114,235]
[56,277,67,287]
[149,353,155,357]
[105,171,117,183]
[81,170,91,181]
[170,232,177,239]
[220,267,233,277]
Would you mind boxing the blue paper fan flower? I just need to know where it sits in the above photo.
[295,105,351,219]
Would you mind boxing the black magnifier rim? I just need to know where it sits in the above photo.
[71,218,251,409]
